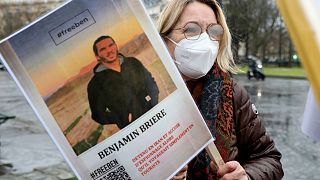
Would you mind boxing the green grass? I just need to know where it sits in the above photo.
[72,125,104,155]
[64,115,83,135]
[65,177,78,180]
[239,66,306,78]
[63,108,90,136]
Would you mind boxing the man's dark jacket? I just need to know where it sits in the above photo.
[87,55,159,129]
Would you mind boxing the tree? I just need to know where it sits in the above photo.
[224,0,278,62]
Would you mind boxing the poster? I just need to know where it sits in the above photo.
[0,0,213,179]
[302,88,320,141]
[276,0,320,103]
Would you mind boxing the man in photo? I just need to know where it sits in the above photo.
[87,35,159,129]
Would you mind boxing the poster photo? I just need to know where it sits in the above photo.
[0,0,213,179]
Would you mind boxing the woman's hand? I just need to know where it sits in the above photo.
[211,161,248,180]
[171,165,188,180]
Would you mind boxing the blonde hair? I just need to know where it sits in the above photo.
[157,0,238,74]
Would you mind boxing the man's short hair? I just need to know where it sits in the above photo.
[93,36,115,56]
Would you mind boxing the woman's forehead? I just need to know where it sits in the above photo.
[177,1,217,26]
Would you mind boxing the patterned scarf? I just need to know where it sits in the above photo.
[186,63,234,180]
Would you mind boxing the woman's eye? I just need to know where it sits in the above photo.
[184,27,198,33]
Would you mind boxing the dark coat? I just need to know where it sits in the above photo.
[231,81,283,179]
[188,80,283,179]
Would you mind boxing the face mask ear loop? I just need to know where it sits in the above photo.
[165,36,181,65]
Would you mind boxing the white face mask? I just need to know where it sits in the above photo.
[167,33,219,79]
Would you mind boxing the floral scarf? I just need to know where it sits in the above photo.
[186,63,234,180]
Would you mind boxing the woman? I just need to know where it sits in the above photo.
[157,0,284,179]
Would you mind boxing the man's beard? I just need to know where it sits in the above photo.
[98,56,117,64]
